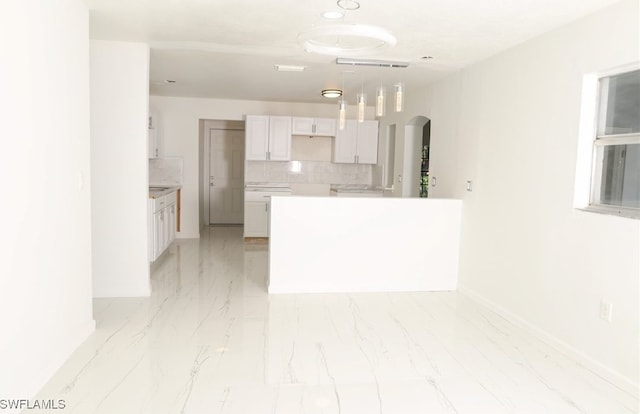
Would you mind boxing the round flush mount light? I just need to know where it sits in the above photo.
[321,89,343,98]
[298,24,397,56]
[337,0,360,10]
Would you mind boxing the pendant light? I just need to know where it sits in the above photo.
[338,73,347,130]
[357,92,366,123]
[375,86,386,117]
[394,83,404,113]
[357,79,366,123]
[338,99,347,130]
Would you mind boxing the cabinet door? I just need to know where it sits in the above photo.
[154,210,164,260]
[268,116,292,161]
[162,207,170,252]
[244,201,268,237]
[333,120,358,163]
[356,120,379,164]
[313,118,337,136]
[291,117,314,135]
[148,128,158,158]
[167,204,176,244]
[245,115,269,160]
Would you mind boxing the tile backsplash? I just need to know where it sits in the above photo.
[246,160,372,186]
[149,157,183,186]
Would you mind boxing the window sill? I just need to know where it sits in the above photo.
[576,205,640,220]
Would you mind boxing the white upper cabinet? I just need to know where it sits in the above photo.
[268,116,292,160]
[333,120,358,163]
[333,120,379,164]
[291,117,314,135]
[245,115,270,160]
[148,113,160,158]
[148,127,159,158]
[245,115,292,161]
[354,120,379,164]
[292,117,336,137]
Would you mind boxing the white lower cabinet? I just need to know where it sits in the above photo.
[150,191,178,262]
[153,209,164,258]
[244,201,269,237]
[244,188,291,238]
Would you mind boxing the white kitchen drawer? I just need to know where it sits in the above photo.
[245,189,291,201]
[153,195,166,212]
[164,190,177,205]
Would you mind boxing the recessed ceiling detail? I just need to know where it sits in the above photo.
[298,24,397,56]
[337,0,360,10]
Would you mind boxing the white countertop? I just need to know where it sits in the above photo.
[245,182,291,192]
[330,184,384,194]
[149,185,181,199]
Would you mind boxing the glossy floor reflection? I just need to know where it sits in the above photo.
[33,227,637,413]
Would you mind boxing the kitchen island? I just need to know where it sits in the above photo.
[268,196,462,294]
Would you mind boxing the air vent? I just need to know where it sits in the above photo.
[336,58,409,68]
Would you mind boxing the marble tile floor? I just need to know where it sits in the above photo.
[32,227,637,414]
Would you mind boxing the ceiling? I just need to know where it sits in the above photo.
[84,0,619,105]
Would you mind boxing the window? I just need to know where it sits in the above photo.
[589,68,640,218]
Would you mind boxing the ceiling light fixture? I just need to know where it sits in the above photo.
[274,64,306,72]
[357,92,366,123]
[338,73,347,130]
[375,86,386,117]
[395,83,404,113]
[322,10,344,19]
[336,58,409,68]
[337,0,360,10]
[338,99,347,130]
[298,24,396,56]
[322,89,343,98]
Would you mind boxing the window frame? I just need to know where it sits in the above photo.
[582,64,640,219]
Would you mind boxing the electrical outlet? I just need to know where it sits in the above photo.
[599,301,613,322]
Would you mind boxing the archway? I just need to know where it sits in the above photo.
[402,116,431,197]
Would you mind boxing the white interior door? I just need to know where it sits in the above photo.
[209,129,244,224]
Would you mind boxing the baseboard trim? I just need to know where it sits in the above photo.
[458,285,639,399]
[28,319,95,401]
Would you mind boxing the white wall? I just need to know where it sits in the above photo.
[149,96,372,237]
[380,0,639,394]
[91,41,151,297]
[0,0,94,400]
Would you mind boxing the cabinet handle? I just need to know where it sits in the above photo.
[265,204,268,212]
[312,124,316,134]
